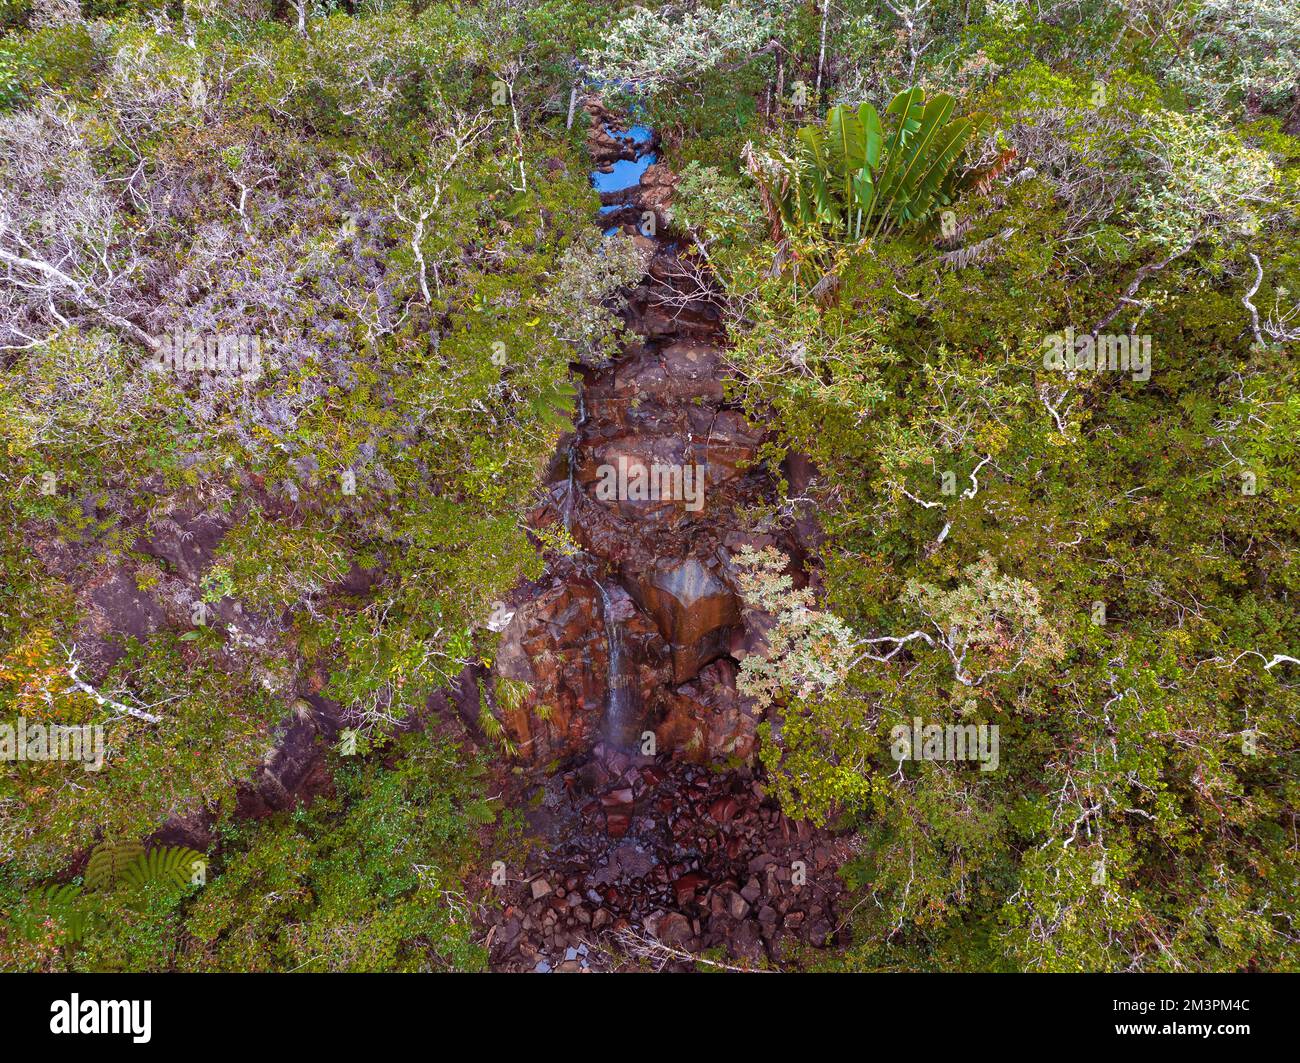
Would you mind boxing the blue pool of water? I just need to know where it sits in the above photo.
[590,118,656,236]
[622,124,653,148]
[591,151,657,195]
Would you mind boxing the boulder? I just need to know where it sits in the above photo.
[637,161,677,224]
[657,659,763,764]
[622,558,740,683]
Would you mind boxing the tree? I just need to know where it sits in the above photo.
[585,1,781,95]
[0,101,158,353]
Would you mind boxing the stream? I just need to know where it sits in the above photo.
[479,100,849,971]
[588,116,653,751]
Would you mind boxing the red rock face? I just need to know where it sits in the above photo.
[491,109,811,772]
[493,582,611,764]
[484,179,850,966]
[658,658,764,764]
[622,558,741,684]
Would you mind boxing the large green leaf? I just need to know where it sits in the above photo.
[826,104,866,219]
[825,105,865,174]
[899,98,962,216]
[795,126,837,225]
[754,87,979,245]
[884,86,926,142]
[796,124,827,171]
[875,93,957,234]
[907,117,979,220]
[869,88,926,235]
[859,102,884,171]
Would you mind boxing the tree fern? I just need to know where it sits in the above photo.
[23,884,95,944]
[87,840,204,891]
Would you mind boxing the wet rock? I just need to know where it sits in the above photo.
[623,558,740,683]
[589,843,655,886]
[90,572,167,643]
[587,124,631,165]
[709,796,741,824]
[488,744,850,970]
[658,659,762,764]
[600,787,635,807]
[480,108,852,972]
[673,872,707,907]
[491,581,609,763]
[731,919,765,963]
[781,452,819,497]
[637,161,677,226]
[228,696,342,823]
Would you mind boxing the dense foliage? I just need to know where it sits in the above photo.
[2,0,1298,974]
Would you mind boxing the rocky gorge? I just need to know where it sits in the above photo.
[478,101,849,971]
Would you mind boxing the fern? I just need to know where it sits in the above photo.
[34,882,84,907]
[85,840,144,891]
[23,884,95,945]
[529,380,579,433]
[17,842,205,949]
[118,846,206,890]
[87,841,204,891]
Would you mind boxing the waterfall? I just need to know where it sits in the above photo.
[585,113,657,752]
[595,578,635,749]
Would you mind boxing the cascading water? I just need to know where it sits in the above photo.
[594,577,636,749]
[482,99,849,971]
[585,116,657,749]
